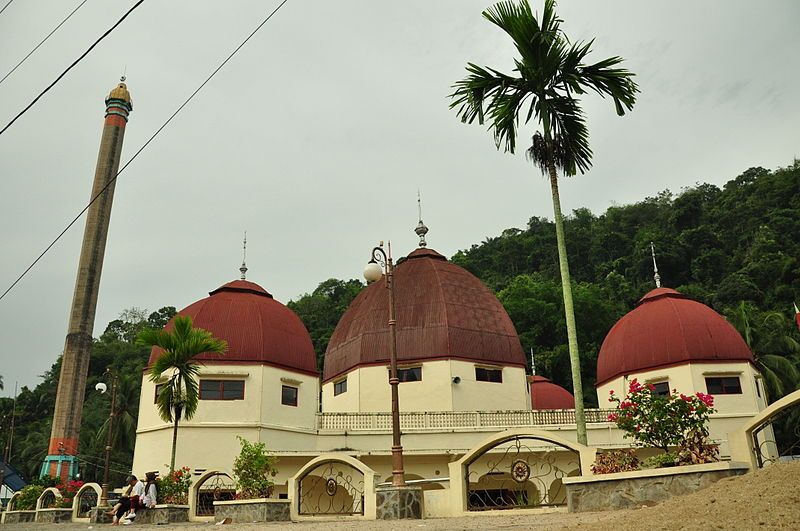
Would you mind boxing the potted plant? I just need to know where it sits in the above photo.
[212,437,288,523]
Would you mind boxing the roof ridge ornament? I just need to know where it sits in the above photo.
[240,231,248,280]
[415,190,429,248]
[650,241,661,288]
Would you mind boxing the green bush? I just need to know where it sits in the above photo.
[233,436,278,499]
[641,452,678,469]
[14,485,44,510]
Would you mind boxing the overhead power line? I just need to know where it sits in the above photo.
[0,0,89,87]
[0,0,13,17]
[0,0,292,303]
[0,0,145,137]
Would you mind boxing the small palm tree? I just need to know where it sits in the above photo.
[450,0,638,444]
[137,315,227,471]
[726,302,800,402]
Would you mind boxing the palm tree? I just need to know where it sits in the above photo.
[450,0,638,444]
[726,302,800,402]
[137,315,227,471]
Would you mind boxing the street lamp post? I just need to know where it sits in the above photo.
[364,242,405,487]
[96,368,118,506]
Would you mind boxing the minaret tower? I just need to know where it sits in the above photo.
[42,80,132,479]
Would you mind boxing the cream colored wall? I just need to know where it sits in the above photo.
[132,363,319,480]
[321,361,529,413]
[595,361,764,415]
[594,361,765,458]
[450,361,529,411]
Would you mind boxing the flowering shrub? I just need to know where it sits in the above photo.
[590,449,640,474]
[14,485,44,510]
[157,466,192,504]
[608,379,717,455]
[55,480,85,508]
[233,436,278,499]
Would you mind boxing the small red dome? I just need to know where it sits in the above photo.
[529,375,575,409]
[323,247,526,382]
[596,287,754,386]
[148,279,317,375]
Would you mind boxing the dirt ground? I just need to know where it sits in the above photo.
[3,461,799,530]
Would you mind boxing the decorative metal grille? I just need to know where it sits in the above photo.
[298,460,365,516]
[752,403,800,467]
[39,490,57,509]
[464,435,580,511]
[195,473,236,517]
[76,488,98,517]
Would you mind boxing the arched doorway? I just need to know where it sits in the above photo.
[194,472,235,518]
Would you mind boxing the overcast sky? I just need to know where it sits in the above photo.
[1,1,798,395]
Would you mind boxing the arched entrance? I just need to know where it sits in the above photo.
[289,454,378,520]
[193,472,236,518]
[453,428,594,512]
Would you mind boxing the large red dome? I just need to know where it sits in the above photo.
[323,247,526,382]
[148,279,317,375]
[529,375,575,410]
[596,287,754,386]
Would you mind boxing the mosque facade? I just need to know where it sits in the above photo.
[131,227,767,514]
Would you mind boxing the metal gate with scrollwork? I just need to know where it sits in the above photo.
[752,401,800,467]
[297,460,365,515]
[464,435,580,510]
[195,472,236,517]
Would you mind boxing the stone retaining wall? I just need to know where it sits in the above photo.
[2,510,36,524]
[134,504,190,524]
[563,461,749,512]
[35,508,73,523]
[376,486,423,520]
[213,499,290,523]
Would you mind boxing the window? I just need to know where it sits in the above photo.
[334,378,347,396]
[281,385,298,407]
[475,367,503,383]
[154,383,165,404]
[754,378,761,398]
[199,380,245,400]
[396,367,422,383]
[705,376,742,395]
[652,382,670,397]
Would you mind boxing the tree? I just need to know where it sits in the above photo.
[137,315,227,471]
[725,302,800,401]
[0,374,3,391]
[450,0,638,443]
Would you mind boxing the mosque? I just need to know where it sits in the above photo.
[130,218,767,516]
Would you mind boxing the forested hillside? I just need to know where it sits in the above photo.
[292,164,800,404]
[0,308,175,483]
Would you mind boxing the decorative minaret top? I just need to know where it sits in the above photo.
[415,191,428,248]
[105,77,133,121]
[650,241,661,288]
[240,231,248,280]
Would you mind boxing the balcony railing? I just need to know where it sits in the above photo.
[316,409,615,431]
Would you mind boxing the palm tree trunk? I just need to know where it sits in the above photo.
[546,160,588,446]
[170,414,179,472]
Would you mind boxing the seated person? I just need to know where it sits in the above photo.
[141,472,158,509]
[105,475,142,525]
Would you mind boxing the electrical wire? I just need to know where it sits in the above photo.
[0,0,145,137]
[0,0,13,17]
[0,0,291,303]
[0,0,89,87]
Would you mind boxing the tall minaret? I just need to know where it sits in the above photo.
[42,80,132,479]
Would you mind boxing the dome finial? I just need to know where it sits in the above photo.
[239,231,248,280]
[415,190,428,248]
[650,241,661,288]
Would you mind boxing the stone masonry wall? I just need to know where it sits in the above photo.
[214,500,290,523]
[566,468,747,512]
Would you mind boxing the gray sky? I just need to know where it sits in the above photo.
[1,1,798,395]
